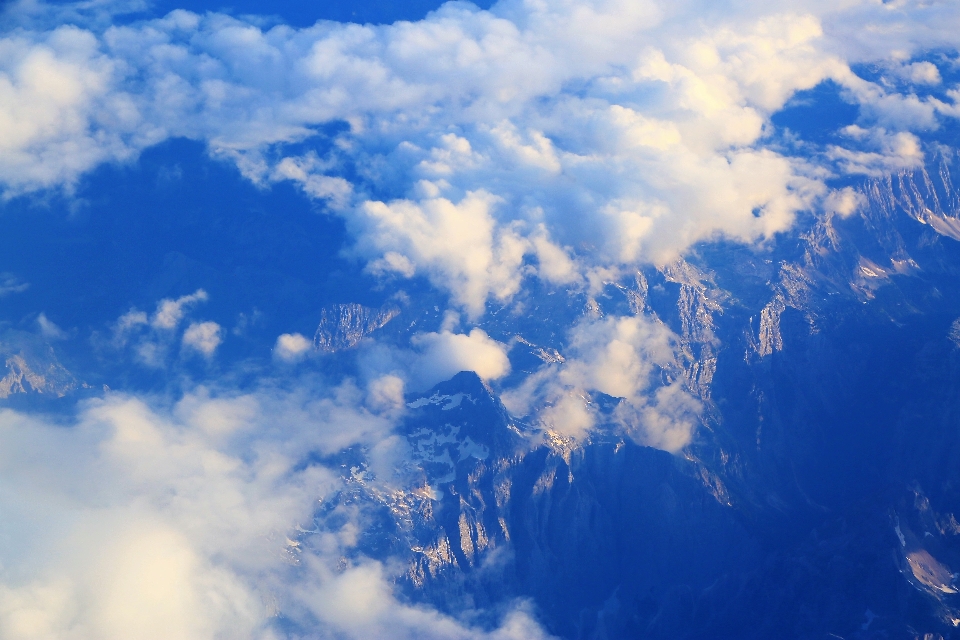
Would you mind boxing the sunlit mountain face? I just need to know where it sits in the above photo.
[3,1,960,638]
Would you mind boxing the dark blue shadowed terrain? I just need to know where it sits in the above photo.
[0,139,386,381]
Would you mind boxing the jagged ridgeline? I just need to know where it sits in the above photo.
[302,150,960,640]
[0,330,85,400]
[313,302,400,352]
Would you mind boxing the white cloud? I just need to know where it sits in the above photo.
[0,273,28,297]
[536,391,597,441]
[0,25,151,196]
[272,153,353,209]
[410,327,511,390]
[114,308,147,335]
[827,126,924,176]
[530,224,581,285]
[273,332,312,362]
[365,374,405,413]
[356,191,529,318]
[181,321,222,356]
[3,0,952,454]
[824,186,865,217]
[896,60,941,85]
[0,391,330,639]
[108,291,218,367]
[503,313,700,451]
[152,289,208,330]
[0,383,550,639]
[2,1,959,315]
[36,312,67,340]
[291,560,553,639]
[561,315,676,399]
[366,251,417,278]
[822,1,960,66]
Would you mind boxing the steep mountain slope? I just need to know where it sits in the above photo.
[303,151,960,639]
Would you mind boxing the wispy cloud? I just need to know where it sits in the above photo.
[110,290,219,367]
[0,273,28,297]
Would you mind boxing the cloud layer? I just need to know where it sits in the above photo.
[2,0,959,315]
[0,384,552,639]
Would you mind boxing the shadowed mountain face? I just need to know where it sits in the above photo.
[299,151,960,639]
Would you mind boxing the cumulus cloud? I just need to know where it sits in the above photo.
[272,153,353,209]
[181,321,222,356]
[152,290,209,330]
[273,332,313,362]
[824,186,866,217]
[110,290,217,367]
[0,390,332,639]
[290,560,553,640]
[0,24,151,196]
[356,191,530,318]
[823,0,960,65]
[410,327,511,390]
[894,60,941,86]
[2,0,958,314]
[365,374,405,413]
[113,308,147,335]
[827,126,925,176]
[503,313,700,450]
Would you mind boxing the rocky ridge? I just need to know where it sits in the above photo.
[300,150,960,639]
[313,302,400,352]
